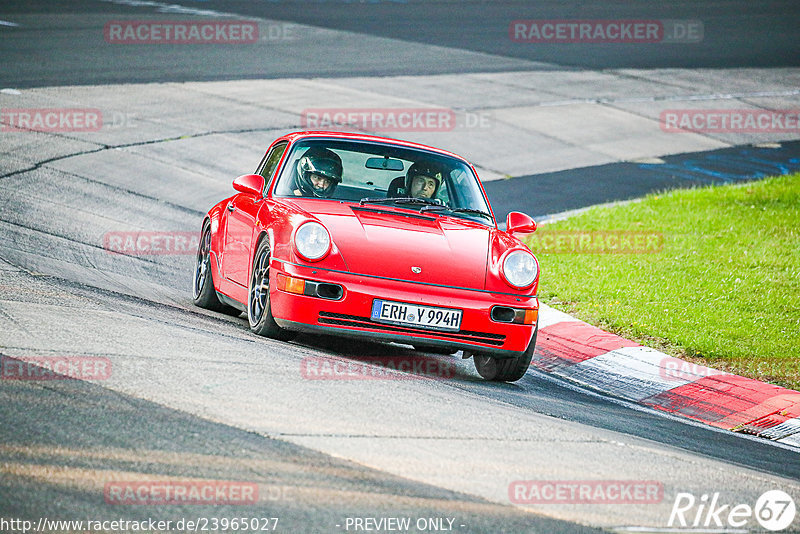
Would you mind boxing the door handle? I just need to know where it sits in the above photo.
[227,203,235,212]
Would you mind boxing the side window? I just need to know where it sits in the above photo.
[257,141,289,190]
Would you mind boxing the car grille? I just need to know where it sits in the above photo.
[318,311,506,347]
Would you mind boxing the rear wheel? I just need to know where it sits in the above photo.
[473,330,537,382]
[192,223,240,315]
[248,238,297,341]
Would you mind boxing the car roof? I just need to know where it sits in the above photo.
[278,131,466,161]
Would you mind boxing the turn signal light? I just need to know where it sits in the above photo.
[276,273,344,300]
[277,273,305,295]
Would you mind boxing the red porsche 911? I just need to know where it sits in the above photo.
[193,131,540,382]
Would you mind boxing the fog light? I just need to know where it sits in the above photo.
[490,306,538,325]
[491,306,516,323]
[316,283,343,300]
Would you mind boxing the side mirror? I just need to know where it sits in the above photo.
[232,174,265,196]
[506,211,537,234]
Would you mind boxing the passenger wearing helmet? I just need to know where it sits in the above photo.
[293,147,343,198]
[405,160,441,199]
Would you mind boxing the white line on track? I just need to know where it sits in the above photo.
[97,0,240,18]
[538,89,800,107]
[0,20,21,27]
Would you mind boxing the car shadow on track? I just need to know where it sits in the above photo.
[289,333,526,385]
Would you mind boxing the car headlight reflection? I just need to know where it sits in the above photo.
[294,221,331,261]
[502,250,538,288]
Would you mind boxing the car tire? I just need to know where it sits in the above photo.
[192,222,241,316]
[473,329,537,382]
[248,237,297,341]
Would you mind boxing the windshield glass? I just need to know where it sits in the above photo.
[273,139,493,225]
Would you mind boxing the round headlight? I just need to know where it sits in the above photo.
[294,221,331,261]
[502,250,538,288]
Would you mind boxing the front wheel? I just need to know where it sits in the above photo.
[248,238,296,341]
[473,329,537,382]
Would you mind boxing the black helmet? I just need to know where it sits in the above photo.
[405,160,442,197]
[295,147,343,198]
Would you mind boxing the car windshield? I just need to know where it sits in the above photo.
[273,139,494,225]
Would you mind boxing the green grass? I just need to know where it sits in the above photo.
[523,173,800,390]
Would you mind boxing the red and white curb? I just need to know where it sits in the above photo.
[534,304,800,447]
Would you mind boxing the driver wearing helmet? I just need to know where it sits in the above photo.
[293,147,343,198]
[405,160,442,199]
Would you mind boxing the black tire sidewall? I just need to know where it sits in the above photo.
[474,328,538,382]
[248,239,271,331]
[248,238,296,340]
[193,223,221,308]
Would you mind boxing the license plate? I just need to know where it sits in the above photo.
[371,299,462,332]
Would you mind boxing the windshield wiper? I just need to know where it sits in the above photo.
[359,197,397,205]
[419,205,494,220]
[394,197,440,206]
[452,208,493,220]
[359,197,439,207]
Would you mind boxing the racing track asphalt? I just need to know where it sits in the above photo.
[484,140,800,221]
[0,305,586,533]
[1,0,800,531]
[240,0,800,70]
[2,0,800,88]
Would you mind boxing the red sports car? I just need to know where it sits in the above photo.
[193,131,540,381]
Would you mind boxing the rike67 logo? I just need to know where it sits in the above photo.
[669,490,796,531]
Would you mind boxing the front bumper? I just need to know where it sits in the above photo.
[269,259,538,358]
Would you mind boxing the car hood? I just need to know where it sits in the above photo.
[304,202,491,289]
